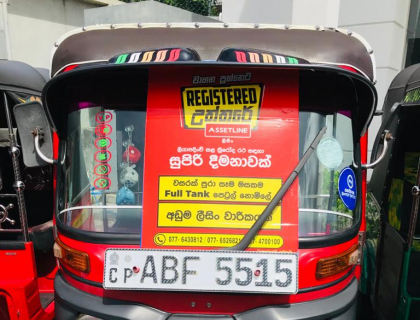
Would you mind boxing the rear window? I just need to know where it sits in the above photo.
[55,66,361,249]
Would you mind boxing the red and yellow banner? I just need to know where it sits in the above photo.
[141,66,299,252]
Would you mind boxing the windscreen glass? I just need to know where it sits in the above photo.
[61,107,145,233]
[56,67,360,243]
[299,112,356,237]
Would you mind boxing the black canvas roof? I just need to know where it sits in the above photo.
[45,24,377,140]
[369,64,420,203]
[381,64,420,121]
[0,60,46,95]
[51,24,376,82]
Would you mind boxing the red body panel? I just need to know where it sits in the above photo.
[354,132,368,279]
[0,243,54,320]
[58,233,359,314]
[62,267,356,315]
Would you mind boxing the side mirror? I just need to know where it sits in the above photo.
[13,101,55,167]
[361,130,393,170]
[361,102,400,170]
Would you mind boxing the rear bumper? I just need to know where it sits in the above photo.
[55,271,357,320]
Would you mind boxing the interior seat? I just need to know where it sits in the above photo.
[29,220,54,252]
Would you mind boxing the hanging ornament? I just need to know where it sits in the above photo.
[116,186,136,205]
[123,145,141,164]
[122,125,141,165]
[119,165,139,188]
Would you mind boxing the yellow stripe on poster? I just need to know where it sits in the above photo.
[158,202,281,229]
[153,233,284,249]
[159,176,282,203]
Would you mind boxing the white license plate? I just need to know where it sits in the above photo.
[104,249,298,294]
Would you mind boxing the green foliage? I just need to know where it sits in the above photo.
[413,239,420,251]
[120,0,219,16]
[388,178,403,230]
[365,193,381,248]
[321,169,352,215]
[321,169,353,232]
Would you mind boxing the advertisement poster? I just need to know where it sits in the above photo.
[141,66,299,252]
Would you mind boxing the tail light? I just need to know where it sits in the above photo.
[61,64,79,73]
[316,244,359,279]
[338,65,358,73]
[54,238,90,273]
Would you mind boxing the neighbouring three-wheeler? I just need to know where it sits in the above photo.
[18,23,380,320]
[364,64,420,320]
[0,60,55,320]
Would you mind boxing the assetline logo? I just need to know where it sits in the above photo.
[180,84,263,138]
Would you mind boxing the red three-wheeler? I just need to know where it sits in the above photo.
[0,61,56,320]
[363,63,420,320]
[16,23,380,320]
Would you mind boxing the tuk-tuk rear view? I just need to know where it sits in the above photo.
[364,63,420,320]
[20,23,378,320]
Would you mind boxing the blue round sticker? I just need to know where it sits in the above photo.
[338,167,357,210]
